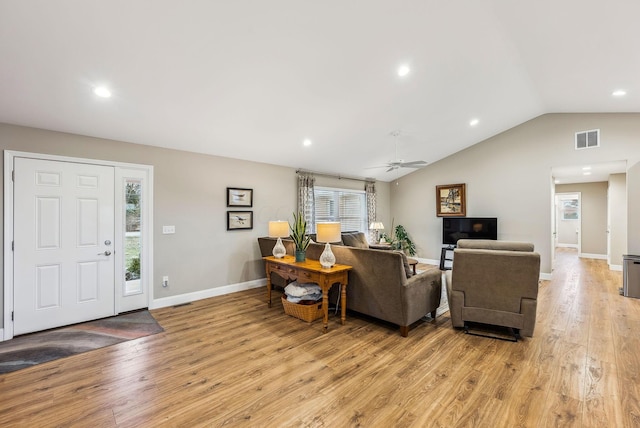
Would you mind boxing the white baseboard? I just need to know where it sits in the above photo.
[540,272,553,281]
[150,278,267,310]
[579,253,607,260]
[414,257,439,266]
[557,244,578,249]
[0,328,4,342]
[609,264,623,272]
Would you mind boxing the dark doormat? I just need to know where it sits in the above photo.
[0,310,164,374]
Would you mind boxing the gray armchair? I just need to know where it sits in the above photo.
[445,239,541,338]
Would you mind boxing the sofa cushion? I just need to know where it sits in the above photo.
[457,239,534,252]
[341,232,369,248]
[395,250,414,278]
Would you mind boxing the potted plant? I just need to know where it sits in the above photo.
[290,212,311,262]
[382,220,416,256]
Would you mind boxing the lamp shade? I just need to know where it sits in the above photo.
[369,222,384,230]
[268,221,289,238]
[316,222,341,243]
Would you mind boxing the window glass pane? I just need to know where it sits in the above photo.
[313,187,366,233]
[125,179,142,295]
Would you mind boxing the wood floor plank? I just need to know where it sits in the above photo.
[1,248,639,427]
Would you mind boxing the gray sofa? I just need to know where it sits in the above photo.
[445,239,541,337]
[258,234,442,337]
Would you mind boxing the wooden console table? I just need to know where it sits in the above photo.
[263,255,352,333]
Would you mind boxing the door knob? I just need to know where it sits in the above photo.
[98,250,112,256]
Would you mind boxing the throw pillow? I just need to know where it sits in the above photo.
[341,232,369,249]
[394,250,414,278]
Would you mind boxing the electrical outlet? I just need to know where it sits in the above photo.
[162,276,169,287]
[162,225,175,234]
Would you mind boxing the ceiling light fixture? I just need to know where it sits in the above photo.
[397,64,410,77]
[612,89,627,97]
[93,86,112,98]
[303,139,312,147]
[469,118,479,127]
[582,166,592,171]
[584,172,592,176]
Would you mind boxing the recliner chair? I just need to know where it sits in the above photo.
[445,239,541,338]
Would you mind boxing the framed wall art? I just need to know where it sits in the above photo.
[436,183,466,217]
[227,187,253,207]
[227,211,253,230]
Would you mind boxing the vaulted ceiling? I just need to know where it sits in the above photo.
[1,1,638,182]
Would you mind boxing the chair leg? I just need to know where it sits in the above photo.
[400,325,409,337]
[431,309,437,319]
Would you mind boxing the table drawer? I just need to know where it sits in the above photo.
[297,270,321,283]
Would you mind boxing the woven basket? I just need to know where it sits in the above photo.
[281,296,323,323]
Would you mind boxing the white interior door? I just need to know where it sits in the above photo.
[13,158,115,335]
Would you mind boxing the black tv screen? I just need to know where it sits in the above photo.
[443,217,497,245]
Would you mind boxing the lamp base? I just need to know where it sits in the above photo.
[319,242,336,268]
[272,237,286,258]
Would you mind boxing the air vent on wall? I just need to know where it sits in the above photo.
[575,129,600,150]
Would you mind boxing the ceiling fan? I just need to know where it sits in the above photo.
[368,130,428,172]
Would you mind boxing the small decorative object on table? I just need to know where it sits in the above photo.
[290,212,310,262]
[316,222,341,268]
[268,220,289,258]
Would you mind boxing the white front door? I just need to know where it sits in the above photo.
[13,158,115,335]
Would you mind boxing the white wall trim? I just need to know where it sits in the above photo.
[609,264,623,272]
[579,253,607,260]
[149,279,266,310]
[413,257,439,266]
[557,243,579,249]
[540,272,553,281]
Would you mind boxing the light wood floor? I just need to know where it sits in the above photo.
[1,248,639,427]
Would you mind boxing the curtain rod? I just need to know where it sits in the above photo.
[296,169,376,183]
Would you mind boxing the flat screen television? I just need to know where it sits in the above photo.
[442,217,497,245]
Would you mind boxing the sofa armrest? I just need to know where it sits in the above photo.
[402,267,442,323]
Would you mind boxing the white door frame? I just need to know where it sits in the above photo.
[3,151,154,340]
[555,192,582,253]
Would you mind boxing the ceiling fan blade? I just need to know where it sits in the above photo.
[386,167,396,172]
[399,160,428,167]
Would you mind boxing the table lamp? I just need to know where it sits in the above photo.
[316,222,341,268]
[370,222,385,243]
[268,220,289,258]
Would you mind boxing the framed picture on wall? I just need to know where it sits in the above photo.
[227,187,253,207]
[227,211,253,230]
[436,183,466,217]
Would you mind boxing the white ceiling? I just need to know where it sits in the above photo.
[0,1,638,182]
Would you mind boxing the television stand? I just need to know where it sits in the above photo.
[440,246,455,270]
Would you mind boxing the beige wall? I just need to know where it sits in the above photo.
[628,162,640,255]
[608,173,627,267]
[390,113,640,274]
[0,123,390,328]
[556,183,608,255]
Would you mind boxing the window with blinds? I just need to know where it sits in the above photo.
[314,187,367,232]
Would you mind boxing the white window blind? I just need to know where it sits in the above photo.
[313,187,366,232]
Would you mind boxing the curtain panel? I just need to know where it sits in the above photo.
[365,181,376,243]
[297,173,315,233]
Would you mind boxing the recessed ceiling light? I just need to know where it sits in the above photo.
[584,172,592,176]
[612,89,627,97]
[303,139,312,147]
[582,166,591,171]
[397,64,410,77]
[93,86,112,98]
[469,118,479,127]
